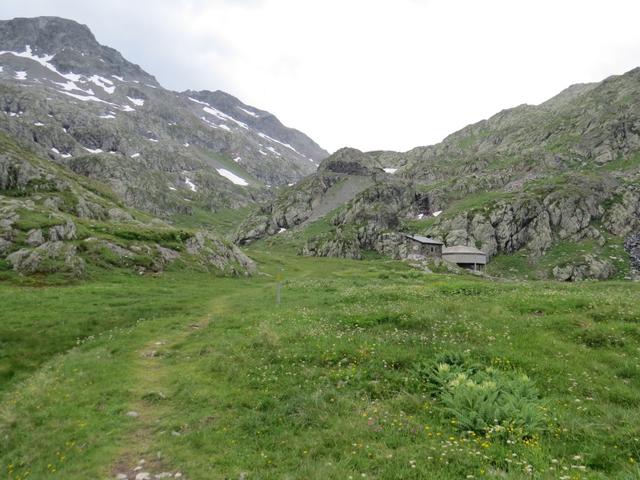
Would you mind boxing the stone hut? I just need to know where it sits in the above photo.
[404,234,443,259]
[442,245,488,270]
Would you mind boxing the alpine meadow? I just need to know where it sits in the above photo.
[1,7,640,480]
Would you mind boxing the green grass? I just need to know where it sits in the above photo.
[441,190,515,218]
[1,250,640,479]
[171,206,252,234]
[253,217,336,252]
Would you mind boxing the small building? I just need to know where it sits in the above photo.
[404,234,443,259]
[442,245,488,270]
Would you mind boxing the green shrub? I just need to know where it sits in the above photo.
[414,357,546,439]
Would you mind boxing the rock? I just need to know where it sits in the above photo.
[6,241,85,276]
[108,208,134,222]
[43,197,62,211]
[624,232,640,277]
[126,411,139,418]
[26,228,44,246]
[318,147,383,175]
[75,198,106,220]
[604,189,640,236]
[0,237,12,254]
[186,231,256,275]
[156,245,180,264]
[135,473,150,480]
[552,265,575,282]
[553,254,615,281]
[48,220,77,241]
[101,241,134,258]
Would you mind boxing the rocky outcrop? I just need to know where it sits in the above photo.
[428,185,610,258]
[7,241,85,276]
[235,172,344,244]
[318,148,383,176]
[186,231,256,275]
[604,189,640,236]
[552,255,615,281]
[625,232,640,278]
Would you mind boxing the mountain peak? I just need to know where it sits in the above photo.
[0,17,99,57]
[0,16,159,85]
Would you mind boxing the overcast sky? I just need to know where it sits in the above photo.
[4,0,640,153]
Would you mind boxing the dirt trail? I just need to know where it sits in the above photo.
[109,301,228,480]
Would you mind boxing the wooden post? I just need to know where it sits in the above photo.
[275,268,283,305]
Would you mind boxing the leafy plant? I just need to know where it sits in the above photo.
[416,357,547,439]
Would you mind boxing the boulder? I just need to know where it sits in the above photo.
[26,228,45,246]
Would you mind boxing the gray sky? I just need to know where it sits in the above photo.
[4,0,640,153]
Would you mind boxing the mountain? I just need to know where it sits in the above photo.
[0,16,328,220]
[0,15,331,277]
[0,130,255,277]
[235,69,640,281]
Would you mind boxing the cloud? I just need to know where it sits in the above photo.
[4,0,640,153]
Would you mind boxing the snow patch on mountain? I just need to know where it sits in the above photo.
[266,146,281,157]
[257,132,301,155]
[216,168,248,186]
[89,75,115,94]
[237,106,258,117]
[127,96,144,106]
[202,106,248,129]
[185,177,197,192]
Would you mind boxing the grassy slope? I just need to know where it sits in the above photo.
[1,250,639,479]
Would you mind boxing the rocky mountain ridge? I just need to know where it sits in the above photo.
[236,68,640,280]
[0,16,328,221]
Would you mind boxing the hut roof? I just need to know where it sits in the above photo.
[405,234,443,245]
[442,245,486,255]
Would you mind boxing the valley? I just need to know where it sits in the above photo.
[1,13,640,480]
